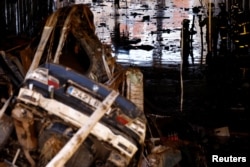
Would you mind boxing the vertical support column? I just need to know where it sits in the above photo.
[126,68,144,111]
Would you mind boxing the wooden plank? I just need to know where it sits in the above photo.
[46,90,119,167]
[25,12,58,78]
[0,97,11,119]
[53,6,77,63]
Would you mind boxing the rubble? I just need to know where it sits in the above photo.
[0,4,147,167]
[1,1,250,167]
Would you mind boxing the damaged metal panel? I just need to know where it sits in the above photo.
[46,90,119,167]
[23,4,117,83]
[0,2,221,167]
[8,62,145,166]
[0,4,148,167]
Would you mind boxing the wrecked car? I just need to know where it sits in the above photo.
[0,4,147,167]
[3,63,146,167]
[0,3,211,167]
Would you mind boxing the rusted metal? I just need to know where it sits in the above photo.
[20,4,119,84]
[12,104,37,167]
[0,4,148,166]
[46,90,119,167]
[12,105,37,151]
[53,6,78,64]
[126,68,144,111]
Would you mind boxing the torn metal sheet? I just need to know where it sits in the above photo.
[0,4,148,167]
[0,2,228,167]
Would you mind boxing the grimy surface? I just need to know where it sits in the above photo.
[89,0,213,67]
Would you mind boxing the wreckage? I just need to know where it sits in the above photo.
[0,3,212,167]
[0,4,147,167]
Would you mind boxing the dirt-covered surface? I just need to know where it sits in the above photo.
[0,0,250,166]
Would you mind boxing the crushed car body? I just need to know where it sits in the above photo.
[0,4,147,167]
[0,3,209,167]
[11,63,146,166]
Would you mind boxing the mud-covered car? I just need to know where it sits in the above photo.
[1,62,144,166]
[0,4,146,167]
